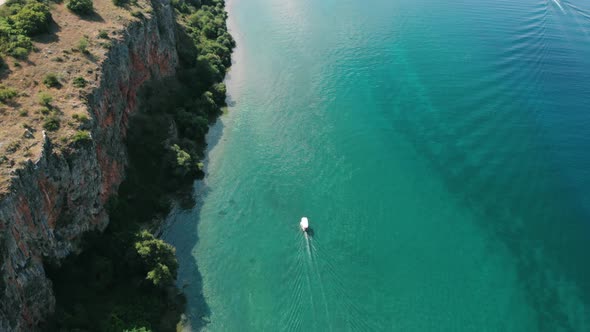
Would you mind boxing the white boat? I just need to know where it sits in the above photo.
[300,217,309,232]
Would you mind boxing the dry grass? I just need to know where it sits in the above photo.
[0,0,152,193]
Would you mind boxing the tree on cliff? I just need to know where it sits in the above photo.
[134,231,179,287]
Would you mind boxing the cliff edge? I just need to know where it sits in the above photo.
[0,0,179,329]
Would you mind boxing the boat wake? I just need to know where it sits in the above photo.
[550,0,565,13]
[280,221,378,331]
[306,234,333,332]
[305,232,312,260]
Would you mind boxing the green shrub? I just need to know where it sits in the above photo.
[71,130,91,143]
[43,73,60,88]
[76,37,89,53]
[43,114,60,131]
[38,92,52,106]
[98,30,108,39]
[10,46,29,59]
[211,82,226,105]
[72,76,87,88]
[67,0,94,15]
[98,40,112,49]
[130,10,143,19]
[0,85,17,103]
[39,106,50,115]
[168,144,196,176]
[124,327,152,332]
[0,4,37,58]
[18,109,27,117]
[134,230,178,287]
[72,113,89,123]
[10,2,52,36]
[112,0,126,6]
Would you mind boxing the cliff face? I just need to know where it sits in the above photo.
[0,1,179,329]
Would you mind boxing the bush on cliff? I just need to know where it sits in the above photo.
[10,1,52,35]
[0,85,17,103]
[37,91,52,106]
[72,76,87,88]
[71,130,91,143]
[0,20,32,54]
[112,0,127,7]
[67,0,94,15]
[43,73,60,88]
[124,328,152,332]
[0,0,52,58]
[76,36,89,53]
[43,114,60,131]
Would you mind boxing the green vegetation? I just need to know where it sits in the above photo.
[98,39,112,49]
[72,112,89,122]
[45,222,185,331]
[98,29,109,39]
[18,109,28,116]
[0,85,18,103]
[11,1,52,35]
[0,0,52,59]
[71,130,91,143]
[46,0,234,331]
[135,231,178,286]
[76,36,89,53]
[39,106,50,115]
[125,328,152,332]
[72,76,87,88]
[43,73,59,88]
[37,91,52,106]
[169,143,196,177]
[130,10,143,19]
[43,114,60,131]
[112,0,127,7]
[66,0,94,15]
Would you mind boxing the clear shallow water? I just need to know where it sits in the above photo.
[163,0,590,330]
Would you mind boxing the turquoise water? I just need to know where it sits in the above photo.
[163,0,590,330]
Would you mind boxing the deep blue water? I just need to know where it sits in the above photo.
[164,0,590,330]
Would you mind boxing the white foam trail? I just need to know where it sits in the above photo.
[309,238,377,330]
[305,233,312,259]
[280,237,306,332]
[551,0,565,13]
[303,234,317,329]
[309,240,333,332]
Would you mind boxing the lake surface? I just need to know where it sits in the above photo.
[163,0,590,330]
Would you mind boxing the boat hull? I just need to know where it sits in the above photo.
[300,217,309,232]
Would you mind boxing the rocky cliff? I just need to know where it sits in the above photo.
[0,0,179,329]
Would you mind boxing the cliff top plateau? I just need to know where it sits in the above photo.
[0,0,154,196]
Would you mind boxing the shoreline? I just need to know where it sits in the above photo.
[161,1,242,330]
